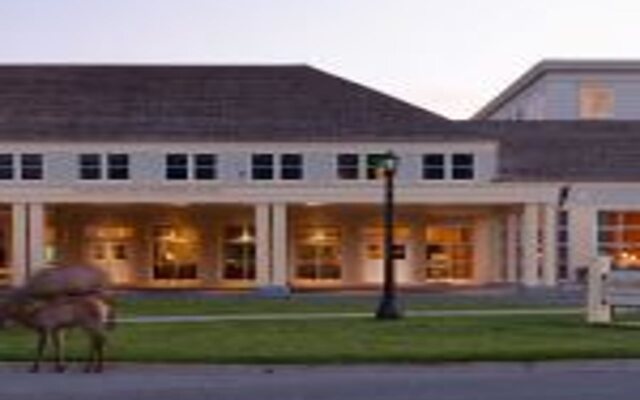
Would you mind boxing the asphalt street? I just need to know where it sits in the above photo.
[2,361,640,400]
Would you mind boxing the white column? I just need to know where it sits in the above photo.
[254,203,271,287]
[28,203,47,275]
[542,204,558,286]
[473,217,492,284]
[11,203,28,287]
[521,203,540,286]
[568,207,597,281]
[587,256,612,324]
[505,212,519,283]
[271,203,288,287]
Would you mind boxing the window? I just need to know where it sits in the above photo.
[598,211,640,268]
[557,211,569,280]
[194,154,217,180]
[422,154,445,180]
[166,154,188,180]
[252,154,274,180]
[0,154,13,180]
[451,153,474,180]
[337,154,359,180]
[21,154,43,180]
[107,153,129,180]
[79,154,102,180]
[280,154,303,180]
[580,82,614,119]
[366,153,386,180]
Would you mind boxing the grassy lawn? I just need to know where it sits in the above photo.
[2,314,640,364]
[116,294,571,317]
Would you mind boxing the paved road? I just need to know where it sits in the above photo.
[2,361,640,400]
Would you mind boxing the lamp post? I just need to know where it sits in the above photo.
[375,151,402,320]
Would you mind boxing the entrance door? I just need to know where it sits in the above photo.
[424,218,474,282]
[362,227,412,284]
[87,240,132,284]
[85,226,134,285]
[222,225,256,281]
[152,225,199,282]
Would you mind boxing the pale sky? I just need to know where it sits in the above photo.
[1,0,639,118]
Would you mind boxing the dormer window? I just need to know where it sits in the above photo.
[579,81,614,119]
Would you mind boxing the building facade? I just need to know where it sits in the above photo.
[475,60,640,120]
[0,63,638,291]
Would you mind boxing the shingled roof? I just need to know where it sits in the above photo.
[464,121,640,182]
[0,65,453,142]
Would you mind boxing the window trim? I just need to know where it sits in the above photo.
[249,153,305,182]
[165,153,190,181]
[78,153,103,181]
[336,153,360,180]
[422,153,446,181]
[20,153,44,181]
[106,153,130,180]
[451,153,475,181]
[0,154,14,181]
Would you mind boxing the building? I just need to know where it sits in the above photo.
[0,62,638,291]
[475,60,640,120]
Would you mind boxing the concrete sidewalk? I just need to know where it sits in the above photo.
[117,307,581,324]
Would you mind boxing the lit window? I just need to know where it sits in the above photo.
[21,154,43,180]
[194,154,217,180]
[337,154,359,180]
[79,154,102,180]
[597,211,640,268]
[107,153,129,180]
[579,82,614,119]
[251,154,274,180]
[422,154,445,180]
[166,154,188,180]
[0,154,13,180]
[280,154,303,180]
[451,153,474,180]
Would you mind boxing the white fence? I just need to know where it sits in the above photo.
[587,256,640,323]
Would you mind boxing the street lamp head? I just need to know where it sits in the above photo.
[379,151,399,174]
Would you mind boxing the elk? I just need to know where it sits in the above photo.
[0,265,115,373]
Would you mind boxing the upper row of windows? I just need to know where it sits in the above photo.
[0,152,476,182]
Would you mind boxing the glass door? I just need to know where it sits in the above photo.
[425,218,474,281]
[222,225,256,281]
[295,226,341,281]
[152,225,199,281]
[362,226,411,284]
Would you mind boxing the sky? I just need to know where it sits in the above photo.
[0,0,639,119]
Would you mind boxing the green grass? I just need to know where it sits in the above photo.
[2,314,640,364]
[116,295,566,317]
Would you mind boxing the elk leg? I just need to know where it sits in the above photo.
[52,329,66,373]
[30,330,48,373]
[94,333,105,373]
[84,331,97,373]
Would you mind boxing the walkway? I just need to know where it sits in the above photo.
[118,307,580,324]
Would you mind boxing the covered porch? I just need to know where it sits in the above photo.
[1,200,564,290]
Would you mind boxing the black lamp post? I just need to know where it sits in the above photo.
[375,151,402,320]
